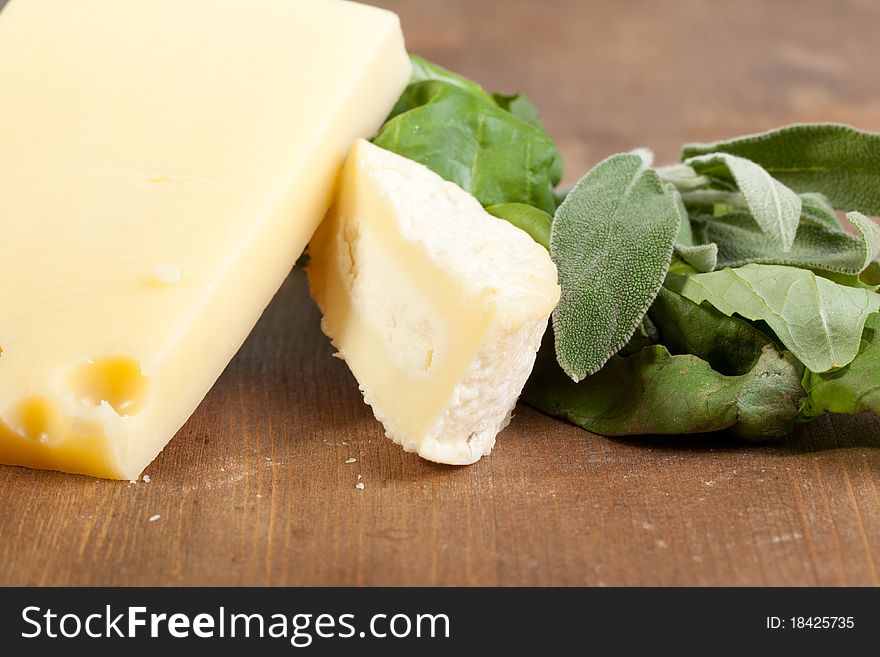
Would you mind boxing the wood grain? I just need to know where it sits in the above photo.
[1,0,879,586]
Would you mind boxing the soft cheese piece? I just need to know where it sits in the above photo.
[308,140,561,464]
[0,0,410,479]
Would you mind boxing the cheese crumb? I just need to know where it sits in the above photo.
[344,457,357,464]
[357,474,362,480]
[355,482,365,490]
[142,474,151,483]
[148,514,161,522]
[153,265,181,285]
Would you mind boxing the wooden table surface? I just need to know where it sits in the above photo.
[2,0,880,587]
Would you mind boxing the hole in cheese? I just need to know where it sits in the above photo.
[4,396,62,443]
[65,355,151,416]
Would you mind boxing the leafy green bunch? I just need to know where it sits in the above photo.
[375,56,880,439]
[373,55,563,244]
[529,125,880,438]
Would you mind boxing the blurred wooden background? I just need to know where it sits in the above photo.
[381,0,880,179]
[0,0,878,586]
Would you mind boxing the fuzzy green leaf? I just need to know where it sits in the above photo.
[681,124,880,215]
[800,192,843,231]
[800,313,880,419]
[523,340,804,440]
[696,210,880,275]
[550,152,680,380]
[672,188,717,272]
[374,80,562,214]
[674,243,718,273]
[678,264,880,372]
[656,163,710,191]
[848,211,880,270]
[485,203,551,250]
[685,153,802,251]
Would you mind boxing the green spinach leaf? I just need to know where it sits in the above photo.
[619,315,659,356]
[648,287,775,375]
[485,203,552,249]
[408,55,494,103]
[374,80,562,213]
[491,92,544,128]
[523,338,804,440]
[408,56,544,129]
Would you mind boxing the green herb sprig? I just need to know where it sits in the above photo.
[375,56,880,440]
[533,123,880,438]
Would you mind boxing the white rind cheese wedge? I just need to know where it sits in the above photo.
[0,0,410,479]
[308,140,561,464]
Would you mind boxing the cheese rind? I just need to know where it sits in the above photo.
[307,140,560,464]
[0,0,410,479]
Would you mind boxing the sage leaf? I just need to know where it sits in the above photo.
[685,153,802,251]
[374,80,562,213]
[680,189,748,210]
[523,339,804,440]
[800,313,880,419]
[696,210,880,275]
[681,124,880,215]
[848,211,880,270]
[485,203,551,250]
[674,243,718,273]
[797,199,880,284]
[656,163,710,191]
[678,264,880,372]
[673,188,717,272]
[800,192,842,231]
[550,152,680,380]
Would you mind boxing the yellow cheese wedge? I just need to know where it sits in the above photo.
[307,140,561,464]
[0,0,410,479]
